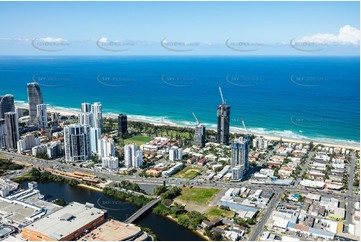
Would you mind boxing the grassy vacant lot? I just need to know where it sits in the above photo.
[124,136,153,146]
[173,167,201,179]
[205,206,235,220]
[177,187,219,205]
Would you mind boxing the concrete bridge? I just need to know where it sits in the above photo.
[124,197,161,223]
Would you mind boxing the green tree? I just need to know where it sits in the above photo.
[170,203,186,216]
[234,217,249,227]
[119,180,145,193]
[53,198,67,206]
[177,215,191,228]
[29,168,41,180]
[161,186,181,200]
[210,231,223,241]
[0,159,24,170]
[91,153,99,163]
[154,185,168,196]
[152,204,171,216]
[219,205,230,211]
[187,211,206,229]
[68,179,80,186]
[162,198,173,207]
[141,227,158,241]
[309,142,314,150]
[247,218,257,225]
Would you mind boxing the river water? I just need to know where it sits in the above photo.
[21,181,204,241]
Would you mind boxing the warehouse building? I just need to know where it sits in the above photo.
[77,219,147,241]
[22,202,106,241]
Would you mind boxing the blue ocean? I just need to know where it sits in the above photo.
[0,56,359,145]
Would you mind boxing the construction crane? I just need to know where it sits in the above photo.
[192,111,200,125]
[218,85,225,105]
[241,116,249,137]
[241,116,254,144]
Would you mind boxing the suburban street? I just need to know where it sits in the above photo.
[263,143,281,165]
[296,149,316,185]
[249,192,282,241]
[345,152,357,224]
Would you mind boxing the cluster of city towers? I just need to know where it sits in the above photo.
[0,83,249,180]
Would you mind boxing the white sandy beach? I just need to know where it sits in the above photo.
[254,133,359,150]
[15,103,360,150]
[16,102,78,116]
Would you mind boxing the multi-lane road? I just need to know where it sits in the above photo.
[0,150,358,202]
[1,149,360,240]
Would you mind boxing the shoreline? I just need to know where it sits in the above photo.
[73,182,208,241]
[77,183,103,192]
[165,215,210,241]
[15,102,360,150]
[16,176,204,241]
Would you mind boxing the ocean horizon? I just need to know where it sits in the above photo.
[1,56,359,146]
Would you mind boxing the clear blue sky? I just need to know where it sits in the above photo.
[0,1,359,55]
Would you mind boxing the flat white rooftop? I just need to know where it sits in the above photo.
[77,219,142,241]
[0,198,37,226]
[24,202,106,240]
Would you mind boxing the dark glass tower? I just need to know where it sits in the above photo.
[27,82,43,124]
[4,112,19,150]
[118,113,128,137]
[0,94,15,119]
[0,119,6,149]
[217,104,230,145]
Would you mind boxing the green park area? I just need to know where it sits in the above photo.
[177,187,219,205]
[173,167,201,179]
[124,136,153,146]
[205,206,235,220]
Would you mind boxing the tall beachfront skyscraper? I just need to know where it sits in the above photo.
[0,94,15,119]
[4,112,19,150]
[36,104,48,130]
[118,113,127,137]
[230,137,249,180]
[194,123,206,147]
[0,119,6,149]
[89,127,101,154]
[79,112,94,127]
[79,102,95,128]
[79,102,102,155]
[27,82,43,124]
[16,107,24,118]
[91,102,102,129]
[64,124,91,162]
[217,104,230,145]
[80,103,91,113]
